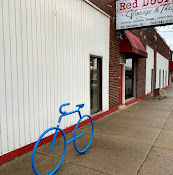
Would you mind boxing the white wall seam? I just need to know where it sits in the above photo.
[19,0,26,146]
[84,0,111,18]
[2,0,12,152]
[36,0,43,136]
[0,0,8,154]
[21,0,29,145]
[8,0,16,150]
[14,0,21,148]
[12,1,20,149]
[9,0,19,150]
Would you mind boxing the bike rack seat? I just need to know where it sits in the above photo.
[76,104,84,109]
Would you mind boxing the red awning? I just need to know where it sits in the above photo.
[170,61,173,71]
[120,30,148,58]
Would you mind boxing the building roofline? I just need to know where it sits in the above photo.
[154,27,173,52]
[84,0,113,17]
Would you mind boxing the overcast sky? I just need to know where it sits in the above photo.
[156,25,173,51]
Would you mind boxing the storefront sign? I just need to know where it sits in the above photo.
[116,0,173,30]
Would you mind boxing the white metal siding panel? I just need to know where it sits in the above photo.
[145,45,154,94]
[9,0,20,150]
[0,0,110,155]
[36,0,44,136]
[0,0,8,154]
[2,0,15,151]
[31,0,40,140]
[26,0,36,143]
[156,52,169,88]
[20,0,30,145]
[41,0,48,132]
[16,0,26,147]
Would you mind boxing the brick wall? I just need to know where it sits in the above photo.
[137,28,172,61]
[136,58,146,98]
[130,29,147,98]
[88,0,113,16]
[109,3,121,108]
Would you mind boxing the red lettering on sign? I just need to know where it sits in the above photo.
[143,0,149,7]
[143,0,170,7]
[126,3,132,9]
[118,0,170,12]
[151,0,156,5]
[119,3,126,10]
[133,0,139,8]
[158,0,163,3]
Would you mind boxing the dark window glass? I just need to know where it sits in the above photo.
[151,69,154,93]
[163,70,164,87]
[90,57,102,114]
[159,69,161,88]
[125,58,133,99]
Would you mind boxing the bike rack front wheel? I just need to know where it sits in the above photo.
[32,127,66,175]
[73,115,94,154]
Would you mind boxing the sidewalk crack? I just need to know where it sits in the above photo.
[35,152,112,175]
[67,161,112,175]
[136,108,173,175]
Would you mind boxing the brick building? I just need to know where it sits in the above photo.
[107,0,172,109]
[88,0,172,108]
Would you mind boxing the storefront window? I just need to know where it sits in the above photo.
[165,70,167,86]
[125,58,134,99]
[163,70,164,87]
[151,69,154,93]
[159,69,161,88]
[90,57,102,114]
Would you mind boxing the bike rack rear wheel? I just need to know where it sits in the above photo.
[32,127,66,175]
[73,115,94,154]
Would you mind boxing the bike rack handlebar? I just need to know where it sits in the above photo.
[59,103,85,115]
[59,103,70,114]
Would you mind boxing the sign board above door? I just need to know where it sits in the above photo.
[116,0,173,30]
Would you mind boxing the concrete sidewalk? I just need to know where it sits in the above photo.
[1,86,173,175]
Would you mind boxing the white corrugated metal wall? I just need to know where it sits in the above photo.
[156,52,169,88]
[145,45,154,94]
[0,0,110,155]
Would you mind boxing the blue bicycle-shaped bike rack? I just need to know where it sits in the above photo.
[32,103,94,175]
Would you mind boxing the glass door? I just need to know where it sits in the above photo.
[125,58,134,99]
[119,65,123,105]
[163,70,164,87]
[159,69,161,88]
[90,57,102,114]
[151,69,154,93]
